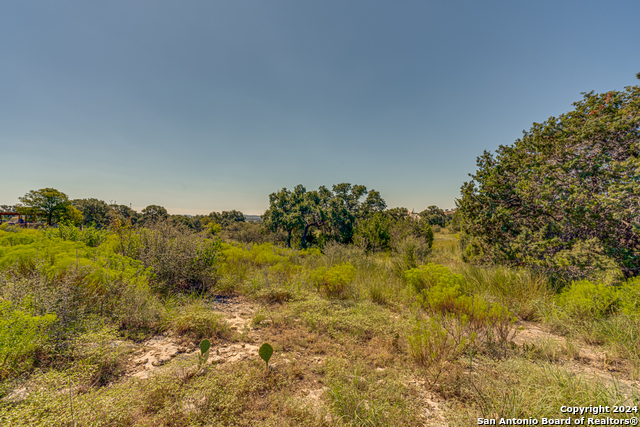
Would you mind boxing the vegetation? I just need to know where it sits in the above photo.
[458,82,640,281]
[1,76,639,426]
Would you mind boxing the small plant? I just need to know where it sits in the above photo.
[163,301,229,339]
[259,342,273,370]
[198,339,211,372]
[251,309,268,328]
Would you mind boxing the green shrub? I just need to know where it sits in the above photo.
[408,316,470,383]
[405,263,465,295]
[0,301,56,378]
[405,263,517,350]
[135,221,221,293]
[309,263,356,298]
[556,280,618,320]
[618,276,640,317]
[41,223,110,247]
[353,212,392,252]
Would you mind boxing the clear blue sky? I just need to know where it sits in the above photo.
[1,1,639,215]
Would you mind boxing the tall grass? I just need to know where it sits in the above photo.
[454,264,554,320]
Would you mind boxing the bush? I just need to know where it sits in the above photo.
[405,263,465,295]
[408,316,470,384]
[405,263,517,350]
[556,280,619,320]
[163,301,230,340]
[41,223,110,247]
[309,263,356,298]
[353,212,392,252]
[135,221,221,293]
[0,301,56,378]
[618,276,640,317]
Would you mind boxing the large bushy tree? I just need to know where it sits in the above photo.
[17,188,71,225]
[262,183,386,248]
[457,79,640,280]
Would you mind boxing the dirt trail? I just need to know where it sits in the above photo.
[127,296,264,379]
[514,321,639,390]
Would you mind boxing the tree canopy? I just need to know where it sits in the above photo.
[262,183,386,248]
[457,82,640,280]
[72,198,111,226]
[17,188,71,225]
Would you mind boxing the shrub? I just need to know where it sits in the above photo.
[0,301,56,378]
[556,280,619,320]
[163,301,230,340]
[41,223,110,247]
[405,263,517,350]
[408,316,470,384]
[405,263,465,295]
[309,263,356,298]
[353,212,392,252]
[135,221,221,293]
[618,276,640,317]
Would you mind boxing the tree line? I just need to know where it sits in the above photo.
[3,185,454,252]
[3,189,248,232]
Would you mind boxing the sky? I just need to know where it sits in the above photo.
[1,1,639,215]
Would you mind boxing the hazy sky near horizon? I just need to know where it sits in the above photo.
[1,1,639,215]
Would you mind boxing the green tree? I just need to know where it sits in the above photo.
[457,80,640,279]
[263,183,387,248]
[72,198,110,227]
[354,211,393,251]
[141,205,168,225]
[299,186,332,248]
[420,206,446,227]
[17,188,71,225]
[60,204,84,226]
[262,186,305,248]
[220,210,245,226]
[109,204,139,225]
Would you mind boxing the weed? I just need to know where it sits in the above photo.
[163,301,229,340]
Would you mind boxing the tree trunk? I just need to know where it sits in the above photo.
[301,223,316,249]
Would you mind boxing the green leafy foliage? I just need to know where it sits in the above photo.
[556,280,619,320]
[353,211,392,251]
[262,183,386,248]
[132,221,221,293]
[309,263,356,298]
[0,301,56,378]
[618,276,640,316]
[41,222,110,247]
[17,188,71,225]
[258,343,273,369]
[457,83,640,279]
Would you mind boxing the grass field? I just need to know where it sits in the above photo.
[1,224,638,426]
